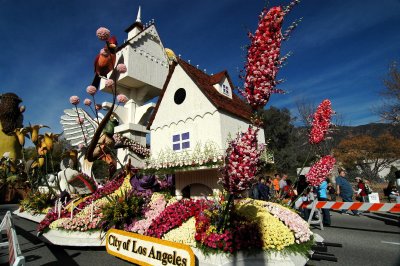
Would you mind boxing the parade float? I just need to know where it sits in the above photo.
[8,1,336,265]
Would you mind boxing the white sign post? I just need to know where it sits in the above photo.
[368,192,380,203]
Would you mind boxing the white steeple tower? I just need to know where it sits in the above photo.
[136,6,141,23]
[125,6,144,39]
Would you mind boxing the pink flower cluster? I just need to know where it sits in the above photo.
[309,99,334,145]
[116,63,127,73]
[59,210,103,231]
[69,96,80,105]
[128,195,167,234]
[220,126,264,194]
[260,201,312,243]
[113,133,151,157]
[117,94,128,104]
[195,211,263,253]
[96,27,110,41]
[76,117,84,124]
[306,155,336,187]
[105,79,114,88]
[241,6,285,110]
[146,199,205,238]
[84,98,92,106]
[86,85,97,96]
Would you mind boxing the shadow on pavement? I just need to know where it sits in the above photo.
[41,244,80,266]
[362,213,400,227]
[14,224,43,245]
[328,224,400,234]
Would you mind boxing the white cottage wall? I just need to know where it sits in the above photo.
[151,65,217,126]
[151,112,222,156]
[151,64,225,155]
[219,112,266,148]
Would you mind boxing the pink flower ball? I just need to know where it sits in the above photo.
[69,96,80,105]
[116,64,127,73]
[84,98,92,106]
[117,94,128,104]
[96,27,110,41]
[105,79,114,88]
[86,85,97,95]
[76,117,84,124]
[95,104,102,111]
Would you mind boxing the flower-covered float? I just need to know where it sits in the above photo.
[13,1,337,265]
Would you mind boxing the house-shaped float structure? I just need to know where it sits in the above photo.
[147,58,265,199]
[99,7,169,167]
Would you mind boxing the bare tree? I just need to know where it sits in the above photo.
[377,62,400,124]
[295,97,314,128]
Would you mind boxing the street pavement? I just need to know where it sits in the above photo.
[308,211,400,266]
[0,204,399,266]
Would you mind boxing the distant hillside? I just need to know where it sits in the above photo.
[294,123,400,147]
[334,123,400,139]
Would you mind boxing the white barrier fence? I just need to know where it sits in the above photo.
[0,211,25,266]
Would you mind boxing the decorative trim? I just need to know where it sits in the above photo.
[151,110,218,131]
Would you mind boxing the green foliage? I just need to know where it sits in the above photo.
[20,191,53,214]
[260,107,299,175]
[100,190,144,232]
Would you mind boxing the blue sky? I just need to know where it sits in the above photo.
[1,0,399,134]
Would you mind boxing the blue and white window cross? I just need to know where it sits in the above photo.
[222,84,229,95]
[172,132,190,151]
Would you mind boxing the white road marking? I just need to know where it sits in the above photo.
[381,241,400,245]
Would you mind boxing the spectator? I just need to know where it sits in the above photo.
[318,178,331,226]
[272,173,280,195]
[257,176,270,201]
[355,177,368,202]
[385,181,400,203]
[279,174,288,194]
[282,179,297,203]
[336,169,359,216]
[295,175,309,196]
[364,179,372,195]
[327,182,336,201]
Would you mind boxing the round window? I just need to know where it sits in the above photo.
[174,88,186,105]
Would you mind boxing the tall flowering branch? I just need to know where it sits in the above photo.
[240,2,301,111]
[309,99,334,145]
[241,6,285,110]
[220,126,264,194]
[306,155,336,186]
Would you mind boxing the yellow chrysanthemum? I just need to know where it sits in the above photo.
[162,217,196,247]
[236,201,295,250]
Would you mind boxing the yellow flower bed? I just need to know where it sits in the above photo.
[235,201,295,250]
[162,217,196,247]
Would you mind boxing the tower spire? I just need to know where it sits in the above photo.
[136,6,141,23]
[125,5,144,37]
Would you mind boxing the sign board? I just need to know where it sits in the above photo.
[106,229,195,266]
[368,192,380,203]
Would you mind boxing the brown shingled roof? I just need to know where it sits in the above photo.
[147,59,252,129]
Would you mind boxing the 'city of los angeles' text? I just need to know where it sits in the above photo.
[106,229,195,266]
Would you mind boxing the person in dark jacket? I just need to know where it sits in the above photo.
[257,177,270,200]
